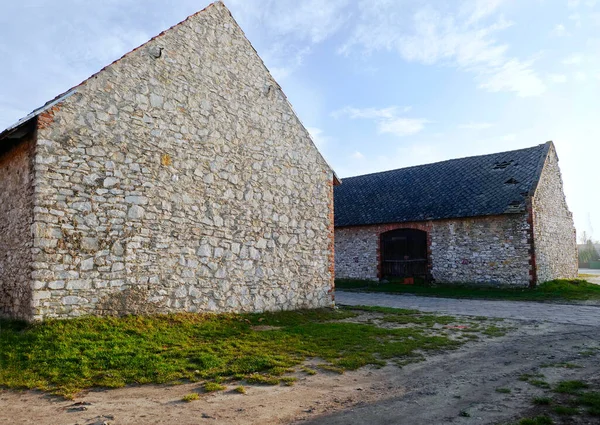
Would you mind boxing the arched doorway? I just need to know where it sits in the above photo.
[380,229,428,279]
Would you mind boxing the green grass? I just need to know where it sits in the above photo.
[519,373,545,382]
[0,307,473,398]
[553,406,579,415]
[496,387,512,394]
[483,326,509,337]
[182,393,199,402]
[301,367,317,376]
[336,278,600,302]
[532,397,552,405]
[516,416,554,425]
[540,362,582,369]
[234,385,246,394]
[530,380,552,389]
[280,376,297,386]
[204,382,226,392]
[515,380,600,423]
[579,392,600,416]
[554,380,589,394]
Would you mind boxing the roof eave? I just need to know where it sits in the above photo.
[0,89,77,142]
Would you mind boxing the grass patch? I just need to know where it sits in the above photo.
[336,278,600,302]
[234,385,246,394]
[496,387,512,394]
[554,380,589,394]
[553,406,578,415]
[280,376,297,386]
[532,397,552,405]
[540,362,582,369]
[244,373,280,385]
[0,307,494,398]
[204,382,226,392]
[529,380,551,389]
[520,380,600,421]
[318,364,345,374]
[519,373,545,382]
[301,367,317,376]
[182,393,199,402]
[483,326,508,337]
[579,392,600,416]
[516,416,554,425]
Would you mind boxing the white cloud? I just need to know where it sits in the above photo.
[227,0,350,81]
[331,106,410,120]
[548,73,568,83]
[332,105,429,137]
[306,127,329,150]
[462,0,507,25]
[569,13,583,27]
[562,53,584,65]
[575,71,588,81]
[351,151,365,160]
[459,122,494,130]
[264,45,311,81]
[339,0,546,97]
[378,118,429,137]
[228,0,350,43]
[479,58,547,97]
[551,23,569,37]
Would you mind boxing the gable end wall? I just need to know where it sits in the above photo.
[531,145,578,282]
[29,3,334,319]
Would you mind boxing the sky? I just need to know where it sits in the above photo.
[0,0,598,238]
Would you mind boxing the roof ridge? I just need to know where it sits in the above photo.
[341,143,549,180]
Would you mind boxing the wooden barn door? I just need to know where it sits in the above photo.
[380,229,428,279]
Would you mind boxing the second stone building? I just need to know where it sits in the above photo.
[334,142,577,286]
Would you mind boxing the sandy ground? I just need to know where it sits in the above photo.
[2,300,599,425]
[0,362,401,425]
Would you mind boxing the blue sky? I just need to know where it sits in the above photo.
[0,0,598,238]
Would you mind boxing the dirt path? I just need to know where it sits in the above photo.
[301,322,600,425]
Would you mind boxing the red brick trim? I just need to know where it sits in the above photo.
[327,177,336,302]
[37,104,62,130]
[526,204,538,288]
[365,222,433,281]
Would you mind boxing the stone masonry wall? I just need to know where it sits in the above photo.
[532,145,578,282]
[0,133,35,320]
[335,214,532,286]
[29,2,334,319]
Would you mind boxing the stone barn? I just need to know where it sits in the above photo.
[0,1,337,321]
[334,142,578,286]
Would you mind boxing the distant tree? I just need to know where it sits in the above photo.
[578,232,599,267]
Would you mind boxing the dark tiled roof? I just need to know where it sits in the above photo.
[334,142,551,227]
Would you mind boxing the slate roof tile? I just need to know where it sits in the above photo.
[334,142,551,227]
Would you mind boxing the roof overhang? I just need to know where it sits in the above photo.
[0,89,77,142]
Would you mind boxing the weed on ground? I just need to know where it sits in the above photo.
[511,378,600,424]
